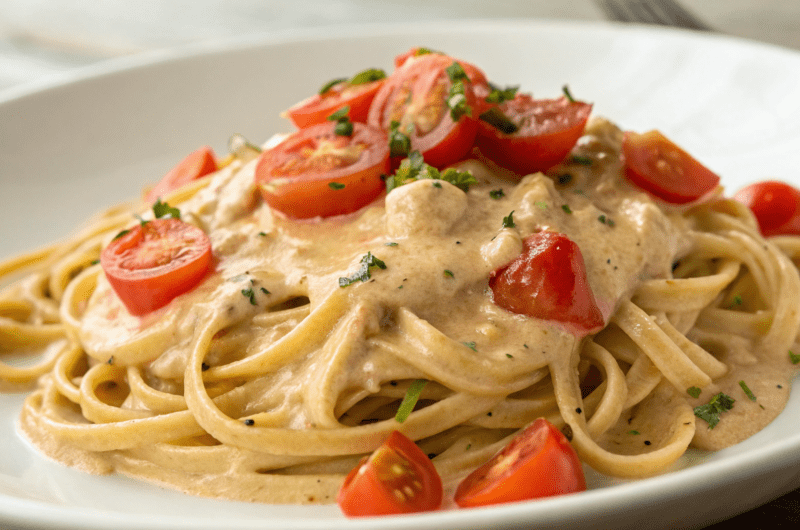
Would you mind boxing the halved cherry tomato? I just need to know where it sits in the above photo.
[454,418,586,508]
[489,231,603,337]
[734,180,800,237]
[284,75,386,129]
[254,121,389,219]
[337,431,443,517]
[476,94,592,175]
[144,146,217,204]
[101,218,212,316]
[622,130,720,204]
[368,53,482,168]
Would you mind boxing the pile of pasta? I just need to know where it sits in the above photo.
[1,116,799,505]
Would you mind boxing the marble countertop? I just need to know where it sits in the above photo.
[0,0,798,93]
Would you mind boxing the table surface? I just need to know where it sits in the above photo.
[1,1,799,528]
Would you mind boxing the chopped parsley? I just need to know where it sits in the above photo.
[153,198,181,220]
[534,201,548,210]
[445,62,472,121]
[112,229,131,240]
[385,150,476,193]
[478,106,518,134]
[388,120,412,158]
[348,67,387,85]
[739,380,757,401]
[484,83,518,104]
[628,430,641,435]
[501,210,516,229]
[790,351,800,364]
[687,386,702,399]
[462,341,477,352]
[444,269,454,278]
[729,294,743,308]
[570,154,593,166]
[328,182,346,190]
[395,379,428,423]
[338,252,387,287]
[384,242,399,247]
[598,214,615,227]
[562,84,576,102]
[327,106,353,136]
[693,392,735,429]
[505,353,513,359]
[561,204,573,214]
[241,287,257,305]
[318,68,386,95]
[489,188,505,200]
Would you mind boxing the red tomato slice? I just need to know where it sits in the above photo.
[285,78,385,129]
[454,418,586,508]
[489,231,604,337]
[337,431,443,517]
[254,121,389,219]
[734,180,800,237]
[144,146,217,204]
[101,218,212,316]
[622,130,721,204]
[476,94,592,175]
[368,53,481,168]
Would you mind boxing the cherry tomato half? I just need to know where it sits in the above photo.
[368,53,482,168]
[622,130,720,204]
[337,431,443,517]
[101,218,212,316]
[254,121,389,219]
[284,76,386,129]
[489,231,604,337]
[454,418,586,508]
[734,180,800,237]
[476,94,592,175]
[144,146,217,204]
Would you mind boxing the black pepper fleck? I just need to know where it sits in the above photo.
[644,440,652,446]
[244,419,255,426]
[201,363,210,371]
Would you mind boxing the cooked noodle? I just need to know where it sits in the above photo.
[2,117,799,504]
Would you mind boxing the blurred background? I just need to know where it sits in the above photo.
[1,0,799,94]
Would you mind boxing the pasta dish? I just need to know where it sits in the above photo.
[1,48,799,510]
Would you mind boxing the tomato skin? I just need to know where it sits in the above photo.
[101,219,212,316]
[622,130,721,204]
[254,121,389,219]
[337,431,443,517]
[734,181,800,237]
[144,146,217,204]
[489,231,604,337]
[454,418,586,508]
[285,79,385,129]
[368,53,482,169]
[476,94,592,175]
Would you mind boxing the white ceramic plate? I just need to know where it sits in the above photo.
[2,19,800,530]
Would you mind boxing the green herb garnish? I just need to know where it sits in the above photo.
[349,67,386,85]
[318,77,348,95]
[112,229,131,240]
[386,151,476,193]
[338,252,387,287]
[693,392,735,429]
[739,381,757,401]
[462,341,477,352]
[562,84,576,102]
[484,83,518,104]
[327,106,353,136]
[489,189,505,200]
[561,204,573,214]
[328,182,346,190]
[241,287,257,305]
[388,120,412,158]
[790,351,800,364]
[687,386,702,398]
[153,198,180,219]
[479,107,518,134]
[502,211,516,229]
[444,269,454,278]
[395,379,428,423]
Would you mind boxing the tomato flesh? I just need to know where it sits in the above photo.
[622,130,720,204]
[476,94,592,175]
[489,231,604,337]
[101,218,212,316]
[734,180,800,237]
[337,431,443,517]
[144,146,217,204]
[255,121,389,219]
[285,79,385,129]
[454,418,586,508]
[368,53,482,168]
